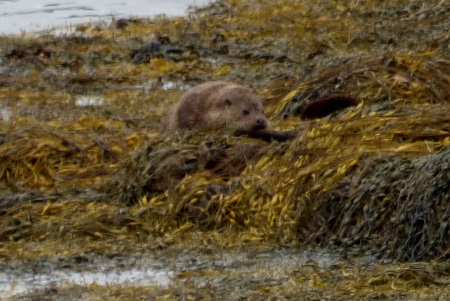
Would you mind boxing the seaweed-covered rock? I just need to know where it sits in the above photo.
[118,133,268,204]
[298,147,450,261]
[131,36,183,64]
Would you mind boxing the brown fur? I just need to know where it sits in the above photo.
[164,81,267,133]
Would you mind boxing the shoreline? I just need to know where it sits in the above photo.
[0,0,214,35]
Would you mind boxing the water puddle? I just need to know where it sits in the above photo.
[0,266,171,298]
[0,249,367,298]
[75,96,105,107]
[0,106,13,121]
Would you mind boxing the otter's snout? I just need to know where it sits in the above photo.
[255,118,267,130]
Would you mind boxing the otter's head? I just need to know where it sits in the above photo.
[215,86,267,131]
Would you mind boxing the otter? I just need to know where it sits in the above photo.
[164,81,267,133]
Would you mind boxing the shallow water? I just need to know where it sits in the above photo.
[0,0,212,35]
[0,249,358,298]
[0,265,172,297]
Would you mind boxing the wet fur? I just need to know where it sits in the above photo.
[164,81,267,133]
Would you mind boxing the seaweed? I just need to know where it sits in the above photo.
[1,0,450,299]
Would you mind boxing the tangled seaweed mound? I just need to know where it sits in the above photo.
[299,149,450,261]
[115,106,450,261]
[275,54,450,119]
[1,0,450,267]
[119,133,268,205]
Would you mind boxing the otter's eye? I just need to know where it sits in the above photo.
[243,109,250,116]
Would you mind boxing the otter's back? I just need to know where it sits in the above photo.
[175,82,235,130]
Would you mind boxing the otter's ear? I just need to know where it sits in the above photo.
[248,85,258,94]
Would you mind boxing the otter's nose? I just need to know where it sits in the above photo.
[256,118,267,128]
